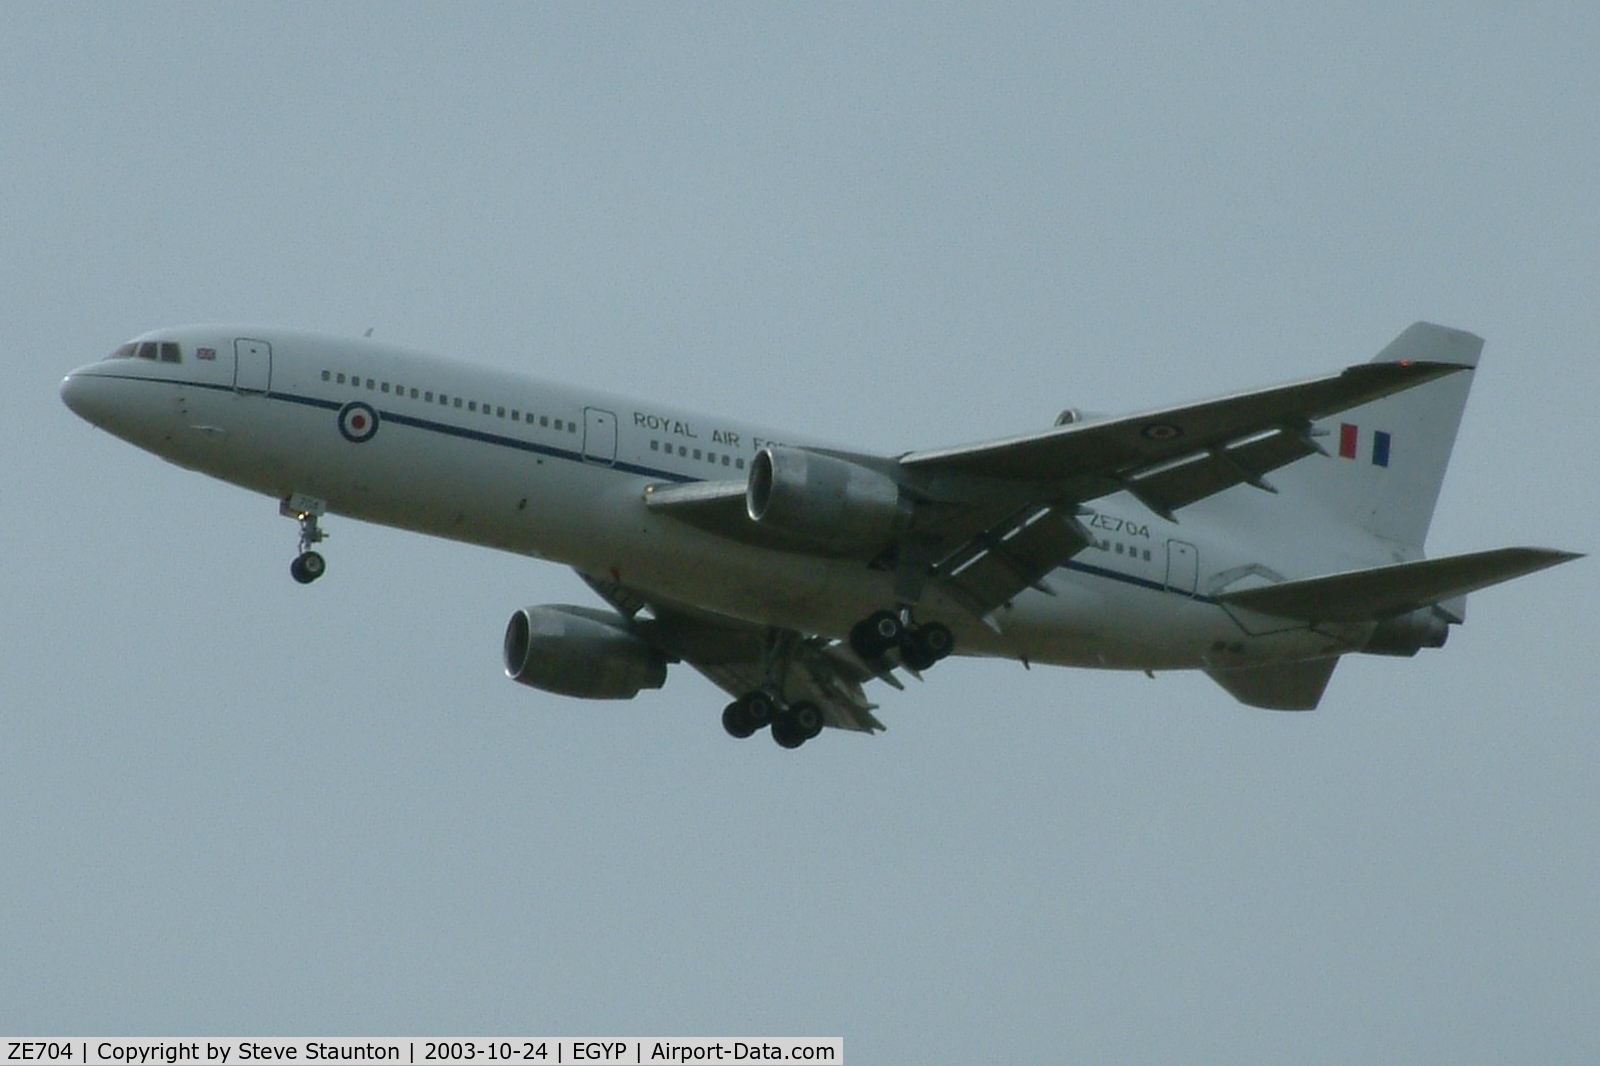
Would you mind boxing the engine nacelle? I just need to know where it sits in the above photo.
[503,605,668,699]
[1362,606,1452,657]
[746,446,908,555]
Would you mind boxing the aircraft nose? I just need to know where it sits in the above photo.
[60,369,112,425]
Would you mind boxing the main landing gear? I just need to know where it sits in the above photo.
[281,494,328,585]
[721,690,826,749]
[848,609,955,672]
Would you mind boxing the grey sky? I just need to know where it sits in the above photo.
[3,4,1597,1060]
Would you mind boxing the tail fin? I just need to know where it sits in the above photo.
[1273,322,1482,553]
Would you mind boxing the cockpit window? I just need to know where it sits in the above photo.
[109,340,181,362]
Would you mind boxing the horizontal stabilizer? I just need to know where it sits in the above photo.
[1205,656,1340,710]
[1216,547,1581,623]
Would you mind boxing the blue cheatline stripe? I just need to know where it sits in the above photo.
[1060,558,1219,605]
[84,373,1218,603]
[1371,430,1391,468]
[86,372,697,484]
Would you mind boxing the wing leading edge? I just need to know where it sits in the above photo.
[898,358,1468,518]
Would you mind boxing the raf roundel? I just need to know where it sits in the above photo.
[338,401,380,443]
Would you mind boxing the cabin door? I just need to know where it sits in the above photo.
[1165,540,1199,596]
[234,338,272,394]
[583,407,617,465]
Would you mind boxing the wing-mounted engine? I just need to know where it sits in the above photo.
[1361,605,1453,656]
[745,446,910,556]
[503,605,668,699]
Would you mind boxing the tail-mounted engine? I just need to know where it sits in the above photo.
[746,446,909,556]
[503,605,668,699]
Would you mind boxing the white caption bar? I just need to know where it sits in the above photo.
[3,1041,841,1066]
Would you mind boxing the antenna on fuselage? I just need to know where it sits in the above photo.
[363,327,375,338]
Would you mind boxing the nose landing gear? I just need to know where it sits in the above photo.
[848,609,955,671]
[281,494,328,584]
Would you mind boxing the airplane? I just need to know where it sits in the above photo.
[60,322,1579,748]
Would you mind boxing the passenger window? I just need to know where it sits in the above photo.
[722,455,730,466]
[454,398,463,408]
[159,342,181,363]
[540,416,549,428]
[511,411,520,421]
[497,407,505,417]
[650,440,659,451]
[366,378,375,389]
[569,423,577,434]
[337,373,346,384]
[382,383,391,393]
[425,391,434,402]
[736,458,745,470]
[679,445,687,456]
[410,388,419,399]
[321,370,331,382]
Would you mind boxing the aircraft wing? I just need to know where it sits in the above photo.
[580,571,890,733]
[643,326,1482,623]
[1214,547,1582,622]
[899,358,1467,519]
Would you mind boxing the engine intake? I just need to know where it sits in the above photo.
[503,605,668,699]
[746,446,908,555]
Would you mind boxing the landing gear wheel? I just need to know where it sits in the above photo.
[849,609,905,660]
[904,621,954,669]
[722,700,759,739]
[284,496,330,586]
[290,550,326,585]
[790,700,825,740]
[899,639,938,672]
[740,689,777,726]
[770,712,808,749]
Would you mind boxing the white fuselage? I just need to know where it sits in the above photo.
[61,326,1380,676]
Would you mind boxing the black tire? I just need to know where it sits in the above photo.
[899,639,938,672]
[722,700,759,739]
[849,609,903,659]
[290,551,325,585]
[913,621,955,661]
[742,690,777,726]
[790,700,825,740]
[770,713,807,749]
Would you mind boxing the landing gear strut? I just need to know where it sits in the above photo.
[281,494,328,585]
[720,632,827,749]
[849,609,954,671]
